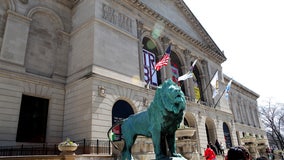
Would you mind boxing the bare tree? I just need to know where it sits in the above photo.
[259,99,284,150]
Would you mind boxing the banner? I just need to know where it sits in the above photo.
[171,64,179,84]
[193,74,201,101]
[143,49,158,86]
[194,87,201,101]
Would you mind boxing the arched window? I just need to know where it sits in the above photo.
[193,66,204,102]
[112,100,134,141]
[170,52,186,94]
[142,37,161,86]
[223,122,232,148]
[205,118,216,144]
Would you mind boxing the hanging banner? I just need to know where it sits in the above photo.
[193,74,201,101]
[171,65,179,84]
[143,49,158,86]
[194,87,200,101]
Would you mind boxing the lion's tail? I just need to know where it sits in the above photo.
[107,120,125,151]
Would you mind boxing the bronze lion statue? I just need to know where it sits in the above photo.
[111,79,186,160]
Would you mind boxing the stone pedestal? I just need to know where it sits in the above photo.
[165,157,187,160]
[191,151,200,160]
[62,155,76,160]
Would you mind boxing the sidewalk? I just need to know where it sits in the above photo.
[201,155,225,160]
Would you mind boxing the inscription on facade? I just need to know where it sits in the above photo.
[102,3,133,33]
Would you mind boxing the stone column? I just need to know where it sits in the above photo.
[161,36,171,80]
[189,55,199,101]
[254,105,261,128]
[137,20,145,81]
[0,10,31,65]
[201,59,211,106]
[183,50,192,99]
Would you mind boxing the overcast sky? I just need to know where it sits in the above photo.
[184,0,284,104]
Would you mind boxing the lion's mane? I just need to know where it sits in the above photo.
[148,79,186,132]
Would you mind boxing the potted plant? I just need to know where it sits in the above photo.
[58,138,78,155]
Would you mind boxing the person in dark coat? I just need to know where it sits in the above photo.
[215,139,221,155]
[225,146,251,160]
[209,142,218,155]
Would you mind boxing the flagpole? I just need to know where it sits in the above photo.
[197,70,218,103]
[213,79,233,108]
[213,88,226,108]
[146,69,157,88]
[148,43,171,86]
[150,69,157,84]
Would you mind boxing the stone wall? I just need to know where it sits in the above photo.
[0,71,65,145]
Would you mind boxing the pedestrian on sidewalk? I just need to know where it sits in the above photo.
[205,144,217,160]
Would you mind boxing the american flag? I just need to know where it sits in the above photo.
[154,44,171,71]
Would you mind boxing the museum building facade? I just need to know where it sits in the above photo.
[0,0,267,157]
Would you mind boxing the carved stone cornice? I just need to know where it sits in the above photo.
[175,1,223,53]
[123,0,227,64]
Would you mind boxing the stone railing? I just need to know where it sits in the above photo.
[241,136,256,144]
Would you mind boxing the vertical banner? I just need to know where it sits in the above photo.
[143,49,158,86]
[171,64,179,84]
[193,73,201,101]
[194,87,201,101]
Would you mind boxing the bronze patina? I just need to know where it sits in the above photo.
[109,79,186,160]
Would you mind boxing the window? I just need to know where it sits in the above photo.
[223,122,232,148]
[142,37,161,86]
[193,66,204,102]
[16,95,49,143]
[170,51,186,94]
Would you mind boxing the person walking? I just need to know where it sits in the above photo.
[220,141,225,155]
[209,142,218,155]
[205,144,217,160]
[215,139,221,155]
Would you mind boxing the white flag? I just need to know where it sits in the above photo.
[225,79,233,93]
[189,59,198,71]
[177,59,198,81]
[225,79,233,99]
[211,71,219,98]
[178,72,193,81]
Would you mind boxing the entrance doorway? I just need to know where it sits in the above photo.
[112,100,134,141]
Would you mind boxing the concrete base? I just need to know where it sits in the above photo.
[168,157,187,160]
[149,156,187,160]
[133,153,155,160]
[133,153,188,160]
